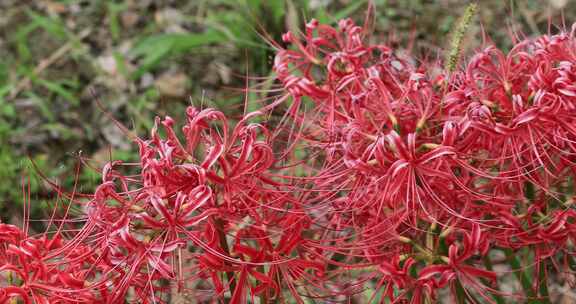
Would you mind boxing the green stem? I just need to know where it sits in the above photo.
[214,217,236,303]
[454,280,467,304]
[259,293,268,304]
[538,261,550,304]
[483,256,506,304]
[524,181,535,202]
[504,249,536,303]
[258,265,268,304]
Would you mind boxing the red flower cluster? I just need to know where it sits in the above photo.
[3,18,576,303]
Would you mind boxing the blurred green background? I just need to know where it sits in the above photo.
[0,0,572,225]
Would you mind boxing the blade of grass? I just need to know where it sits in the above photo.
[26,10,69,40]
[24,92,55,122]
[107,2,126,42]
[131,31,226,79]
[332,0,368,21]
[34,78,78,105]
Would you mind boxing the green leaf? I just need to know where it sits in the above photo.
[0,63,9,87]
[266,0,285,24]
[107,2,126,41]
[24,91,55,122]
[286,0,300,38]
[245,0,262,9]
[0,102,15,117]
[332,0,368,21]
[112,51,128,77]
[35,78,78,105]
[130,31,226,79]
[41,123,77,139]
[26,10,68,40]
[205,12,270,50]
[14,22,40,62]
[0,85,12,99]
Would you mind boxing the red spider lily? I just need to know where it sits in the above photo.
[6,15,576,304]
[419,225,496,303]
[269,16,576,303]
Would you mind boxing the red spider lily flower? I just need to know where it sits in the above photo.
[419,225,496,301]
[7,14,576,304]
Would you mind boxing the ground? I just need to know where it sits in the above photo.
[0,0,572,254]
